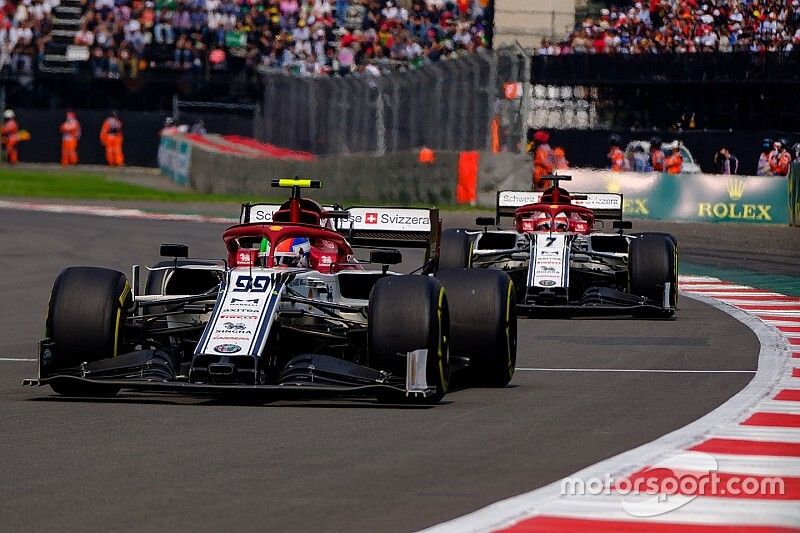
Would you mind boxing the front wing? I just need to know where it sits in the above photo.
[23,345,440,401]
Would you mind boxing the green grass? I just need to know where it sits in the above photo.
[0,168,484,210]
[0,168,266,203]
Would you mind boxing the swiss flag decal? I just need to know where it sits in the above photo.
[365,212,378,224]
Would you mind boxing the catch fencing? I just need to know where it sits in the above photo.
[258,52,499,155]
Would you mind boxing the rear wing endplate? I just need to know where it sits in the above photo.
[333,207,439,257]
[496,191,623,222]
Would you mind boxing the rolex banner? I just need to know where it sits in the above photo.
[157,135,192,186]
[790,163,800,227]
[565,170,789,224]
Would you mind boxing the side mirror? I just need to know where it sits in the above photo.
[613,220,633,230]
[160,243,189,258]
[475,216,495,227]
[370,249,402,266]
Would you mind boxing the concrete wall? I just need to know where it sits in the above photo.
[181,135,532,207]
[190,148,461,205]
[494,0,576,49]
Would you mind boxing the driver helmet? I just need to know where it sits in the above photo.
[552,212,570,231]
[3,109,14,120]
[533,212,570,232]
[275,237,310,267]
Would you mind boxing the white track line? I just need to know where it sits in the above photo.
[0,357,36,362]
[515,368,755,373]
[0,200,238,224]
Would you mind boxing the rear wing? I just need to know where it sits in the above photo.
[240,203,335,224]
[334,206,439,255]
[240,202,439,261]
[496,191,623,222]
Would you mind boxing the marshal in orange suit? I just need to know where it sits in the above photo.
[59,111,81,166]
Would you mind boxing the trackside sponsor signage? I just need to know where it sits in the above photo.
[789,162,800,227]
[565,169,789,224]
[157,135,192,186]
[343,207,431,231]
[677,174,787,223]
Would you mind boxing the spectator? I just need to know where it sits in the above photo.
[757,138,774,176]
[650,137,665,171]
[631,144,650,172]
[190,119,206,134]
[770,138,793,176]
[542,0,800,54]
[664,145,683,174]
[553,146,569,170]
[529,129,554,191]
[74,0,489,78]
[607,134,626,172]
[74,25,94,47]
[714,147,739,174]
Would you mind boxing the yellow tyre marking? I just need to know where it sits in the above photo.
[113,281,131,357]
[505,280,515,378]
[437,287,447,393]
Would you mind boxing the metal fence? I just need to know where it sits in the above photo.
[257,51,497,155]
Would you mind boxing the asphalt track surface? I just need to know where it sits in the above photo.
[0,207,790,532]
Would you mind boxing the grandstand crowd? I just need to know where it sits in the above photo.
[0,0,58,75]
[72,0,490,78]
[538,0,800,54]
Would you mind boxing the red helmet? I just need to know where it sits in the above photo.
[533,130,550,143]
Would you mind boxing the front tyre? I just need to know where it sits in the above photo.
[629,235,678,318]
[368,276,450,404]
[46,267,131,396]
[436,269,517,387]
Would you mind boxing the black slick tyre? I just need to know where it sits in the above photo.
[439,229,473,270]
[629,235,678,318]
[436,269,517,387]
[368,275,450,404]
[46,267,131,396]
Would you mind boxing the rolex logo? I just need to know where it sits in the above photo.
[727,179,745,201]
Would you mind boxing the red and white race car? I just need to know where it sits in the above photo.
[26,179,516,404]
[439,176,678,317]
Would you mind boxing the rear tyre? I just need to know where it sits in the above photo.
[368,276,450,404]
[631,232,678,248]
[46,267,131,396]
[436,269,517,387]
[629,235,678,318]
[439,229,472,270]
